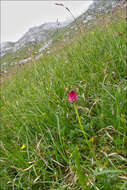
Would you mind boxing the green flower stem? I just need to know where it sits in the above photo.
[74,102,97,162]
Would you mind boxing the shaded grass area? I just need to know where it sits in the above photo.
[0,12,127,190]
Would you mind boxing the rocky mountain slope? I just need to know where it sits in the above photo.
[0,0,126,74]
[1,0,126,58]
[0,21,71,57]
[78,0,126,25]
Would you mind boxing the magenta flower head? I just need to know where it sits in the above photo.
[68,91,78,103]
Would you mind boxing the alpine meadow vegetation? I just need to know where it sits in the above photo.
[0,7,127,190]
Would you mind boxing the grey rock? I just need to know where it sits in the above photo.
[0,21,69,58]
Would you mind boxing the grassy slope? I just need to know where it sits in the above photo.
[0,9,127,190]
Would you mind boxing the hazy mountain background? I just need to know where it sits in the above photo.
[0,0,126,74]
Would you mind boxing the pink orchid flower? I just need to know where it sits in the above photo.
[68,91,78,103]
